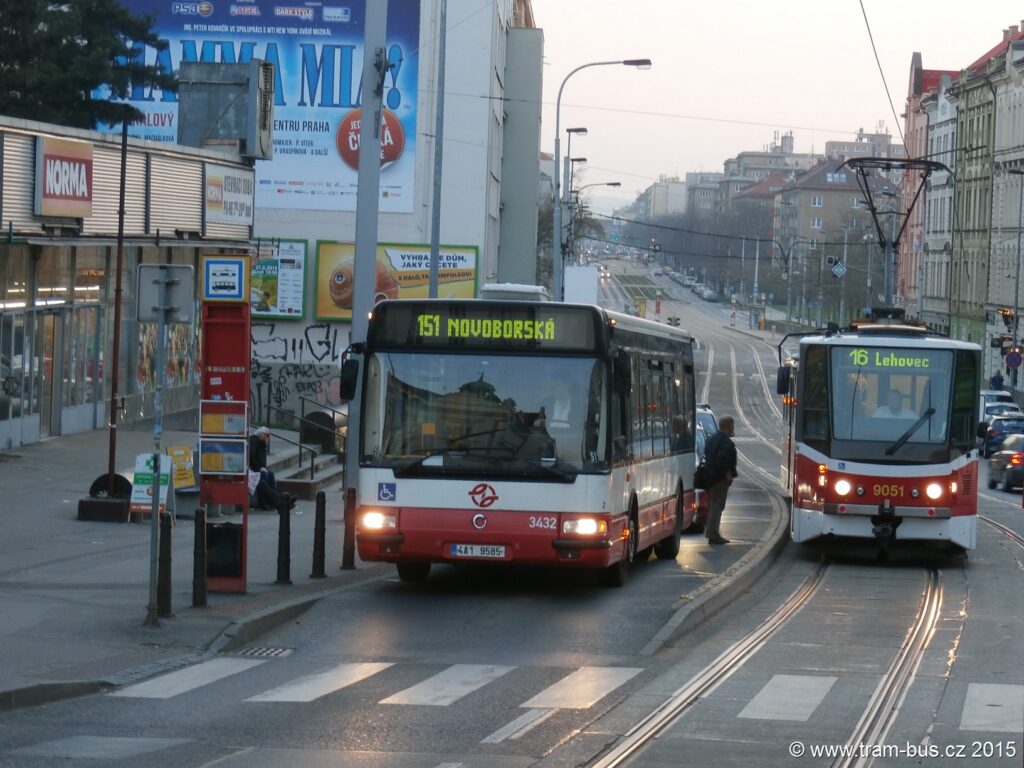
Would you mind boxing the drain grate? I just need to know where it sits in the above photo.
[236,647,294,658]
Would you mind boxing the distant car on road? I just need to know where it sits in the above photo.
[987,433,1024,491]
[980,415,1024,457]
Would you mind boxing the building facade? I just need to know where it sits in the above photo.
[0,117,255,449]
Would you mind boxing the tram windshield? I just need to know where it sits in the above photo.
[827,346,953,446]
[360,352,608,476]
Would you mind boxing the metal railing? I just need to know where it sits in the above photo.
[299,395,348,430]
[259,405,322,480]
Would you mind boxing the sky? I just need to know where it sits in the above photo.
[529,0,1024,215]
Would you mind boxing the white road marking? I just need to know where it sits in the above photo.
[9,736,190,758]
[247,662,393,702]
[481,708,556,743]
[110,657,266,699]
[520,666,642,710]
[959,683,1024,732]
[738,674,837,721]
[380,664,514,706]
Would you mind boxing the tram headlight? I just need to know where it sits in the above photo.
[834,479,852,496]
[924,483,944,501]
[361,511,397,530]
[563,518,608,535]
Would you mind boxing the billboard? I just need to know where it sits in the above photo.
[315,241,479,321]
[108,1,420,212]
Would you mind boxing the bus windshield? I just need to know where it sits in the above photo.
[828,346,953,445]
[361,352,608,475]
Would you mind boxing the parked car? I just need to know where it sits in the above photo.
[980,415,1024,457]
[696,403,718,437]
[987,433,1024,491]
[690,404,718,533]
[690,422,708,533]
[983,402,1022,422]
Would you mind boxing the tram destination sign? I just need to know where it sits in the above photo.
[368,302,599,351]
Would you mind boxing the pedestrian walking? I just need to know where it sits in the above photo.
[703,415,737,545]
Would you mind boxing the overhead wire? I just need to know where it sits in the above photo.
[857,0,908,152]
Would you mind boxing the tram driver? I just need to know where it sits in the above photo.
[874,388,917,418]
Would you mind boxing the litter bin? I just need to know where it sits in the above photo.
[759,317,766,330]
[207,522,243,578]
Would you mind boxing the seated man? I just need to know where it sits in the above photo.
[248,468,297,511]
[873,388,917,418]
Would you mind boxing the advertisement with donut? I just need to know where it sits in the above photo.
[102,0,420,213]
[315,241,478,321]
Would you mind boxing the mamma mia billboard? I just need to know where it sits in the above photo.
[108,0,420,212]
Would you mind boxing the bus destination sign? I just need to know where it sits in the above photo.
[369,302,598,350]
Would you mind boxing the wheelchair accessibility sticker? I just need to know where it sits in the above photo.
[377,483,396,502]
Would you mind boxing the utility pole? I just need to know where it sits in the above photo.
[840,229,848,326]
[884,203,897,305]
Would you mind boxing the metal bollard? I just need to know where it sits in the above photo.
[193,507,207,608]
[157,512,173,618]
[276,494,292,585]
[311,491,326,578]
[341,486,356,570]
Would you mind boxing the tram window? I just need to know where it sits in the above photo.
[799,346,829,441]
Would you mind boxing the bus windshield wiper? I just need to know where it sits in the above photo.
[885,407,936,456]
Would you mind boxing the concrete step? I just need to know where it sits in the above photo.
[277,453,346,500]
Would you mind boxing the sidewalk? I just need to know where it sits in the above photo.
[0,418,788,713]
[0,424,383,712]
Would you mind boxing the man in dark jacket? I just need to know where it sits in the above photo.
[702,415,737,544]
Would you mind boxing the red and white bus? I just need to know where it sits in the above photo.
[776,311,981,552]
[344,299,698,586]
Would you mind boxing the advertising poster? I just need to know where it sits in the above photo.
[315,241,479,321]
[251,239,306,318]
[105,1,420,212]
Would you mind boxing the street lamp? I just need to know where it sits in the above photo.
[563,127,587,207]
[552,58,651,300]
[1008,169,1024,388]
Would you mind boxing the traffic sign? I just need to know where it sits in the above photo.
[831,262,848,279]
[1007,350,1022,369]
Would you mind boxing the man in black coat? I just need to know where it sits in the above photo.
[702,415,737,545]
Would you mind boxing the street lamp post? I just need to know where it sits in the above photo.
[1008,169,1024,389]
[552,58,651,301]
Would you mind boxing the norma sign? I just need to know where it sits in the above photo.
[34,136,93,218]
[205,163,255,225]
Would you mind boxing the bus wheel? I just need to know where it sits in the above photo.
[655,495,682,560]
[599,515,637,588]
[396,562,431,582]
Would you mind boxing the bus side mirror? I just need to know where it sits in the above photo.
[776,366,791,395]
[613,351,631,394]
[976,421,988,440]
[339,358,359,401]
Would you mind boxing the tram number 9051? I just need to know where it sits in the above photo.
[873,483,905,498]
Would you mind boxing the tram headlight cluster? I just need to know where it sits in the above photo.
[925,482,944,501]
[361,511,397,530]
[834,479,853,496]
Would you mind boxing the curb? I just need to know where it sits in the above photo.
[641,492,789,655]
[0,681,110,714]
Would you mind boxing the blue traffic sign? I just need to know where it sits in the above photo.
[1006,350,1022,369]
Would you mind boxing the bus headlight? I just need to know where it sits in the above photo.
[361,511,397,530]
[563,518,608,535]
[834,479,852,496]
[924,483,943,501]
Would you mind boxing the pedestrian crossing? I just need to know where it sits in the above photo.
[9,662,1022,762]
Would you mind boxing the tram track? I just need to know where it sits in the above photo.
[589,560,830,768]
[588,563,949,768]
[831,568,944,768]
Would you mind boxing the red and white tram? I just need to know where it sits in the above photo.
[776,311,981,551]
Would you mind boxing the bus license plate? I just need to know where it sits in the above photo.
[450,543,506,559]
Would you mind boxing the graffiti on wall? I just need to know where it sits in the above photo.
[250,321,348,421]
